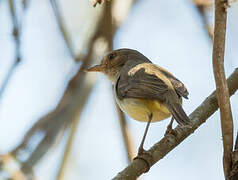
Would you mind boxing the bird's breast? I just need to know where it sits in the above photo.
[115,96,171,122]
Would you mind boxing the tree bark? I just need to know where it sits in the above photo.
[212,0,233,178]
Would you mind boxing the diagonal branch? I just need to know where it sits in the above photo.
[212,0,233,178]
[112,68,238,180]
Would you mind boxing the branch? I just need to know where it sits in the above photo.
[8,1,121,177]
[9,11,104,177]
[112,68,238,180]
[57,1,137,176]
[57,2,114,178]
[212,0,233,178]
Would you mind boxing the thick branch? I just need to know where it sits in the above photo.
[112,68,238,180]
[212,0,233,178]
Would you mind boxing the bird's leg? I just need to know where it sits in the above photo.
[133,113,153,173]
[165,117,177,136]
[167,117,174,131]
[138,113,152,155]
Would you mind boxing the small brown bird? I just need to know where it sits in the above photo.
[87,48,190,157]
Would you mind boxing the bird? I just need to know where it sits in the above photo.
[86,48,190,158]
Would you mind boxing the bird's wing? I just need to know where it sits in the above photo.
[116,65,169,102]
[116,63,190,125]
[157,66,189,99]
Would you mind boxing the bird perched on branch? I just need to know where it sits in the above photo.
[87,48,190,160]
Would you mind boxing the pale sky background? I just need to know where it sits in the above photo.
[0,0,238,179]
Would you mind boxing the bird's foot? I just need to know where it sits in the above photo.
[133,147,153,173]
[164,124,177,137]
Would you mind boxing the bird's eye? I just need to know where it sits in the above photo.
[108,53,115,60]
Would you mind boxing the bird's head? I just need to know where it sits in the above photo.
[86,48,151,83]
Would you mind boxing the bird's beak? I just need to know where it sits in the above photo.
[86,64,105,72]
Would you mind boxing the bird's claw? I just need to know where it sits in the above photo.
[164,124,177,137]
[133,148,153,173]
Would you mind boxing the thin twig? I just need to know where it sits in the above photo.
[112,68,238,180]
[0,0,21,100]
[22,0,31,9]
[9,0,20,62]
[49,0,75,61]
[195,3,214,40]
[212,0,233,178]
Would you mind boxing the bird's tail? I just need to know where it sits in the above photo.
[167,102,190,125]
[165,91,190,125]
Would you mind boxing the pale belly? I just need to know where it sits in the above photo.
[115,97,171,122]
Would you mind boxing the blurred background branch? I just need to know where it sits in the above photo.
[22,0,31,9]
[1,0,138,179]
[49,0,76,61]
[0,0,21,100]
[9,7,105,179]
[57,2,114,179]
[193,0,214,40]
[0,154,27,180]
